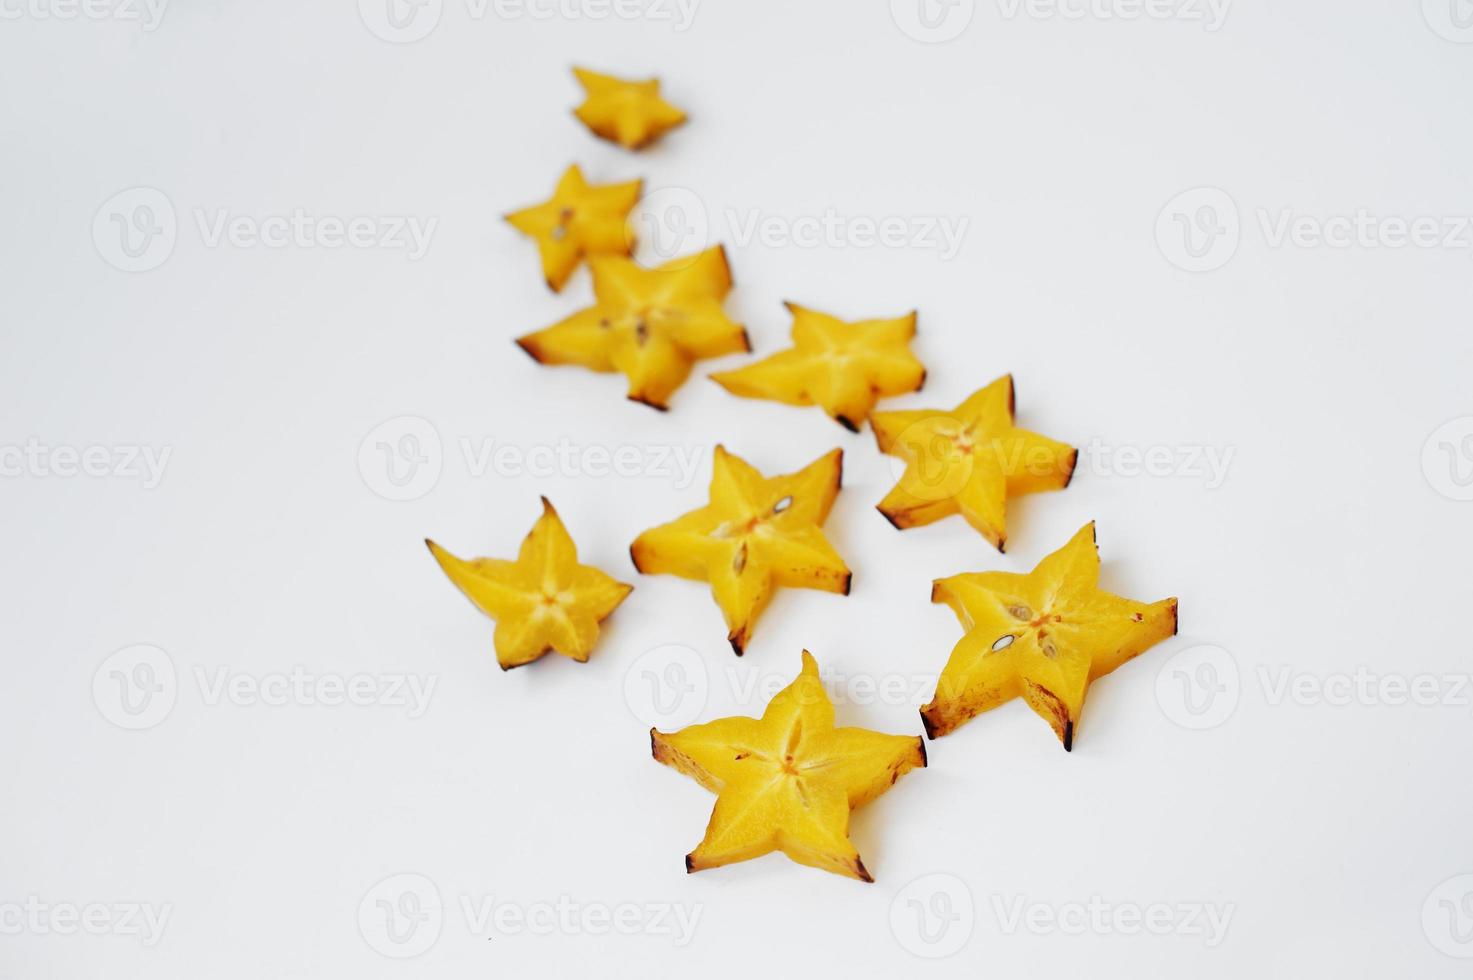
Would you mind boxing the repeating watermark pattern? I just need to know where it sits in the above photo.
[357,0,698,43]
[997,0,1229,29]
[1158,187,1473,272]
[890,873,975,958]
[459,894,702,945]
[358,416,444,502]
[989,894,1233,946]
[1158,645,1473,730]
[0,0,168,30]
[0,438,172,489]
[194,666,436,718]
[92,644,178,731]
[1079,440,1235,489]
[1422,0,1473,43]
[889,879,1232,953]
[93,187,176,273]
[92,646,437,729]
[358,416,706,503]
[1155,187,1240,272]
[357,873,701,957]
[624,643,939,730]
[1424,874,1473,958]
[877,428,1233,502]
[890,0,976,42]
[93,188,437,272]
[1423,417,1473,501]
[624,643,710,730]
[358,874,442,959]
[0,898,173,947]
[634,189,971,262]
[1155,644,1239,730]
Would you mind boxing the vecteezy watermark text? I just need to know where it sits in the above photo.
[357,0,699,43]
[0,439,171,488]
[93,187,438,272]
[0,0,168,30]
[92,645,439,730]
[0,898,172,947]
[995,0,1230,30]
[1157,186,1473,272]
[358,416,706,502]
[357,873,701,958]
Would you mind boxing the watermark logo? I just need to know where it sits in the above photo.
[93,187,176,273]
[631,186,710,265]
[359,873,443,958]
[890,873,975,958]
[891,0,975,41]
[92,644,177,731]
[1425,875,1473,957]
[359,416,443,502]
[624,644,709,729]
[1156,187,1240,272]
[1422,0,1473,42]
[1155,644,1239,730]
[1422,417,1473,501]
[359,0,443,42]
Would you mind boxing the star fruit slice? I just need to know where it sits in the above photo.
[504,164,642,292]
[572,67,687,150]
[871,374,1077,551]
[426,497,633,669]
[652,650,926,881]
[515,245,749,410]
[710,302,926,432]
[921,522,1178,748]
[630,446,849,654]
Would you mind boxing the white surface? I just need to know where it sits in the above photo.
[3,1,1473,976]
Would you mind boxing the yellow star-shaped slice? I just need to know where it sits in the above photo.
[710,302,926,432]
[572,67,687,150]
[872,374,1076,551]
[504,164,642,292]
[921,522,1178,748]
[515,245,749,410]
[426,498,633,670]
[652,650,925,881]
[630,446,849,654]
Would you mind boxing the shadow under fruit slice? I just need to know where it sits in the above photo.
[871,374,1076,552]
[571,66,687,150]
[921,522,1178,748]
[504,164,642,292]
[515,245,749,410]
[652,650,925,882]
[710,302,925,432]
[426,497,633,670]
[630,445,849,655]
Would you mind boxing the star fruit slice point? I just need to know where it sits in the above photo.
[426,497,633,670]
[651,650,925,881]
[871,374,1077,551]
[630,446,849,654]
[920,521,1178,748]
[710,302,926,432]
[515,245,748,410]
[571,66,687,150]
[504,164,642,292]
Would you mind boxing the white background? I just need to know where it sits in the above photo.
[3,0,1473,976]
